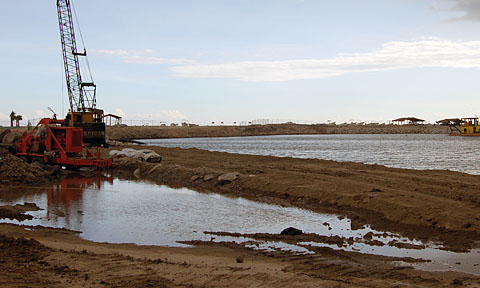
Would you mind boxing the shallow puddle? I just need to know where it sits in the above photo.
[0,176,479,275]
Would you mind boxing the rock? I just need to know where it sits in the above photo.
[148,164,162,175]
[133,168,141,178]
[190,175,200,182]
[44,165,61,176]
[236,256,244,263]
[203,174,216,181]
[280,227,303,236]
[363,232,374,240]
[192,167,207,175]
[218,172,239,183]
[452,279,463,285]
[144,152,162,163]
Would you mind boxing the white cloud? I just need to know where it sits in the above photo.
[91,49,154,56]
[131,110,188,122]
[170,38,480,82]
[92,49,193,65]
[34,109,51,119]
[122,56,193,65]
[114,108,126,117]
[162,110,187,120]
[0,112,9,121]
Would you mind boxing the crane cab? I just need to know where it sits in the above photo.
[65,109,106,146]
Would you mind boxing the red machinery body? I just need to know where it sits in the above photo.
[15,118,112,168]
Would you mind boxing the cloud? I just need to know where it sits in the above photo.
[162,110,187,120]
[170,38,480,82]
[92,49,154,56]
[34,109,51,119]
[92,49,192,65]
[443,0,480,22]
[0,112,9,121]
[114,108,126,117]
[122,56,193,65]
[131,110,188,122]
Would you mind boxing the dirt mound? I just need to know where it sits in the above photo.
[0,154,47,185]
[0,234,49,263]
[0,147,8,157]
[1,130,23,145]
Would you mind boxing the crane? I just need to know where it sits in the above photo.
[57,0,106,146]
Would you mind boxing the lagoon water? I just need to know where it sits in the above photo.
[142,134,480,175]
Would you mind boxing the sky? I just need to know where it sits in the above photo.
[1,0,480,125]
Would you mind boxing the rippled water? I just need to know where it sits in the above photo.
[0,176,479,275]
[142,134,480,174]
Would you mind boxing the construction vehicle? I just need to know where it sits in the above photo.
[57,0,106,146]
[14,118,112,168]
[449,117,480,136]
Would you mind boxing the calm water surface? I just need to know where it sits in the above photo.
[0,176,479,275]
[142,134,480,174]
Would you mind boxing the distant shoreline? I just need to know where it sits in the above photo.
[106,123,451,140]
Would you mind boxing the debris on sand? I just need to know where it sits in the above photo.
[109,148,162,163]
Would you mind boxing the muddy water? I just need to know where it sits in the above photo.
[0,176,479,275]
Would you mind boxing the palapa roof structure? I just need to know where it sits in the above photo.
[391,117,425,124]
[436,118,463,125]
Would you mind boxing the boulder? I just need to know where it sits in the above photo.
[217,172,239,183]
[133,168,141,178]
[280,227,303,236]
[148,164,163,175]
[143,152,162,163]
[203,174,216,181]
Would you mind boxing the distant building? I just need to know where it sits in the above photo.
[103,113,122,126]
[391,117,425,125]
[436,118,463,126]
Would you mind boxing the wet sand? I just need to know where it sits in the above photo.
[1,222,478,288]
[1,144,480,287]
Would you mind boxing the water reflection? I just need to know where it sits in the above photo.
[44,176,113,227]
[0,176,479,275]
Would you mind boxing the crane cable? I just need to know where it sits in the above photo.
[71,0,94,84]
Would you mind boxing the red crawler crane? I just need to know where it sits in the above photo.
[15,118,112,168]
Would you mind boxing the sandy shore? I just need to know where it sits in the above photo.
[1,144,480,287]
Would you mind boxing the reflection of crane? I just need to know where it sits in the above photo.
[45,175,114,228]
[57,0,106,146]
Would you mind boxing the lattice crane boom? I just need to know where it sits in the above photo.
[57,0,96,113]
